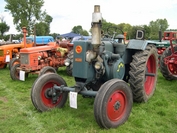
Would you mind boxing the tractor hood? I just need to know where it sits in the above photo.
[20,45,56,53]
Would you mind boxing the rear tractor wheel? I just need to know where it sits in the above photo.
[159,45,177,80]
[129,44,158,102]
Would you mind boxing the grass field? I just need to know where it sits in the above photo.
[0,66,177,133]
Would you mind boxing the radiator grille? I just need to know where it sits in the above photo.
[0,50,3,56]
[20,54,29,64]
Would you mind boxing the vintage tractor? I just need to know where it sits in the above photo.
[0,27,54,69]
[10,40,73,81]
[30,5,158,129]
[159,39,177,80]
[155,30,177,56]
[0,28,33,69]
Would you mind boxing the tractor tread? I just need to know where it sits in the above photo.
[128,44,158,102]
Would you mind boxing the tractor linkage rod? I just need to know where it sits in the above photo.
[53,84,98,97]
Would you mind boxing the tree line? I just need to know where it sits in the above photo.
[0,0,176,41]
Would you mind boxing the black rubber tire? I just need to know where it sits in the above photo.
[159,45,177,80]
[10,64,20,80]
[9,58,20,70]
[66,49,73,76]
[31,73,68,112]
[129,44,158,102]
[39,66,57,77]
[94,79,133,129]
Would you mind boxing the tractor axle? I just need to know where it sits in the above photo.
[53,84,98,97]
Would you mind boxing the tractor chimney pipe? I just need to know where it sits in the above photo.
[159,30,162,42]
[91,5,102,53]
[22,27,27,48]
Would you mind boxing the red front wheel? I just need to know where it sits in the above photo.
[31,73,68,112]
[94,79,133,129]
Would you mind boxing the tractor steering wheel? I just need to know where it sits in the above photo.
[106,26,124,40]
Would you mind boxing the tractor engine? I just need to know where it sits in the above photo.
[72,5,125,90]
[19,45,68,72]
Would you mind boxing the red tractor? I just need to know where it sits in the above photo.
[10,40,73,81]
[0,27,55,69]
[159,39,177,80]
[163,30,177,42]
[156,30,177,56]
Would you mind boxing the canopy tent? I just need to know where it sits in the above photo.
[58,32,81,38]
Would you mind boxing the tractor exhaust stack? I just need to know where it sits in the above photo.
[22,27,27,48]
[91,5,102,54]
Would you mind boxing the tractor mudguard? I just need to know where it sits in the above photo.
[126,39,156,50]
[123,40,157,64]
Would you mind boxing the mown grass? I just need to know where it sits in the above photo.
[0,66,177,133]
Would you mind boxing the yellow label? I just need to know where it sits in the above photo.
[117,63,124,72]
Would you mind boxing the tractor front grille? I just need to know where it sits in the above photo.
[20,53,29,64]
[0,50,4,56]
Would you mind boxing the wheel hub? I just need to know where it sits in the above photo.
[44,88,53,99]
[114,101,121,110]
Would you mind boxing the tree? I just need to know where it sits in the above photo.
[0,22,10,37]
[72,25,89,36]
[149,19,169,39]
[35,22,49,36]
[49,33,59,40]
[5,0,48,34]
[101,18,117,34]
[35,14,53,35]
[117,23,132,40]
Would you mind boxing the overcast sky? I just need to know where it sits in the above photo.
[0,0,177,35]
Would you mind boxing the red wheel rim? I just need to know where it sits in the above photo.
[168,63,177,77]
[107,90,127,121]
[145,55,156,95]
[15,70,19,79]
[41,81,62,108]
[13,61,19,66]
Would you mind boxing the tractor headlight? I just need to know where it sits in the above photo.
[16,55,20,59]
[38,56,41,60]
[6,50,10,54]
[64,58,71,66]
[94,62,102,70]
[86,50,96,63]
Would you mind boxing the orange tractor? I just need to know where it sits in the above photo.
[0,27,54,69]
[10,39,73,81]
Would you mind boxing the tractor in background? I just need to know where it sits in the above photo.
[10,39,73,81]
[0,27,54,69]
[159,39,177,80]
[153,30,177,57]
[0,27,34,69]
[30,5,158,129]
